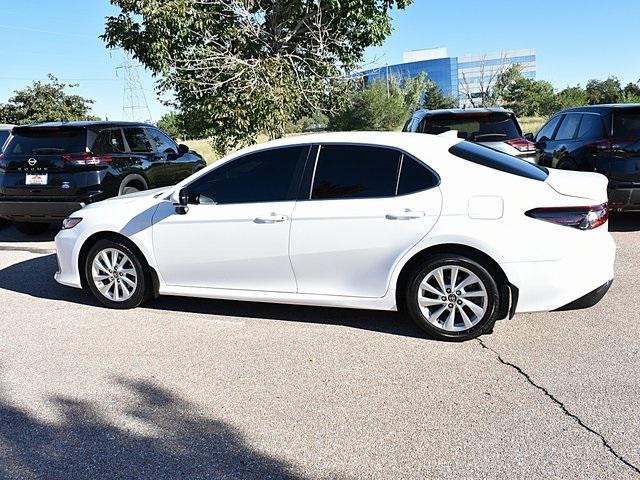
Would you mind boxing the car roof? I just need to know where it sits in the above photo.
[17,120,155,130]
[558,104,640,114]
[226,131,463,160]
[411,107,515,120]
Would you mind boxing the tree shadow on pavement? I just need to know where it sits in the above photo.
[0,376,302,479]
[0,254,425,339]
[608,213,640,232]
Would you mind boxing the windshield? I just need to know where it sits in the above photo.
[4,129,86,155]
[422,114,522,141]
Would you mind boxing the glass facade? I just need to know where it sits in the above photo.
[359,49,536,108]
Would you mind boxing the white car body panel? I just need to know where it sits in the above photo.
[54,131,616,316]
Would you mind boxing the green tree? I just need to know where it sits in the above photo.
[586,77,622,104]
[0,74,97,124]
[420,79,458,110]
[329,78,408,131]
[156,111,183,139]
[500,74,558,117]
[623,81,640,103]
[103,0,412,154]
[556,85,588,109]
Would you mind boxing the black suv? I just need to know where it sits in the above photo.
[403,108,537,163]
[0,121,206,233]
[533,104,640,212]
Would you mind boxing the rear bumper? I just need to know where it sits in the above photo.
[608,185,640,212]
[0,200,85,222]
[554,280,613,311]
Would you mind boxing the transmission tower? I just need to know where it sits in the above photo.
[117,52,153,122]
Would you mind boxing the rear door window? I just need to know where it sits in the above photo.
[577,114,604,140]
[311,145,400,200]
[4,128,86,155]
[449,141,548,181]
[536,115,561,141]
[123,127,153,153]
[420,114,521,141]
[93,128,126,154]
[555,113,582,140]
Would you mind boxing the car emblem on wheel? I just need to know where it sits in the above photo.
[28,158,37,166]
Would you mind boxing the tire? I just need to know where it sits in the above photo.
[404,255,501,341]
[121,185,140,195]
[84,238,151,309]
[14,222,50,235]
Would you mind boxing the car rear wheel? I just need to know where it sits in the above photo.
[84,238,151,309]
[404,255,500,341]
[14,222,50,235]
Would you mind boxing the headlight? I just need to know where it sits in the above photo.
[61,217,83,230]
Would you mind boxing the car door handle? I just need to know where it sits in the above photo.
[254,213,289,224]
[385,209,425,220]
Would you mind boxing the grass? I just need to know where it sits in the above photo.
[519,116,547,136]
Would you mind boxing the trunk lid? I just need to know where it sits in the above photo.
[598,139,640,185]
[545,168,608,203]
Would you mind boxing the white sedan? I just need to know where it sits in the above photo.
[54,132,615,341]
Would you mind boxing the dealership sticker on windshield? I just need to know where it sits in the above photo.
[25,174,48,185]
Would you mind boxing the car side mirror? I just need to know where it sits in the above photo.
[171,187,189,215]
[524,133,534,141]
[178,144,190,156]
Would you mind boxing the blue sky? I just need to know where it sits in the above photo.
[1,0,638,121]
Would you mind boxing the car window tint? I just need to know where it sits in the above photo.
[93,129,126,154]
[421,114,521,141]
[0,131,9,148]
[612,111,640,138]
[536,115,561,140]
[187,146,307,204]
[311,145,400,200]
[449,141,548,181]
[123,127,153,153]
[4,129,86,155]
[577,115,604,139]
[555,114,582,140]
[397,155,439,195]
[149,128,177,154]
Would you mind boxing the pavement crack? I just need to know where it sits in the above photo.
[477,338,640,475]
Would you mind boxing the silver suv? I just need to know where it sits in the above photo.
[403,108,537,163]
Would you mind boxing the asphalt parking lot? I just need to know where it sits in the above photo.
[0,216,639,479]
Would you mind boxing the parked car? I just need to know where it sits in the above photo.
[54,132,614,341]
[532,104,640,211]
[403,108,537,163]
[0,121,206,234]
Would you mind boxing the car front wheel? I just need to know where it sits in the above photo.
[405,255,500,341]
[84,238,151,309]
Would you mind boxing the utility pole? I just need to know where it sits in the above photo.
[116,52,153,123]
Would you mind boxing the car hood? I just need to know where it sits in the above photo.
[545,169,608,203]
[79,187,169,215]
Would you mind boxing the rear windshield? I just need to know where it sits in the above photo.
[612,111,640,139]
[4,129,86,155]
[422,113,521,141]
[449,141,549,181]
[0,130,9,148]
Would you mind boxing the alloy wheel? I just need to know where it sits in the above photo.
[91,248,138,302]
[417,265,488,332]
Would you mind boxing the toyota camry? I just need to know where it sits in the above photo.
[54,132,615,341]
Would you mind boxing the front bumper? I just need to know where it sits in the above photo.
[0,200,85,222]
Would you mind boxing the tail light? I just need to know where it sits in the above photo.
[62,152,112,166]
[585,139,612,154]
[525,203,609,230]
[505,138,536,152]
